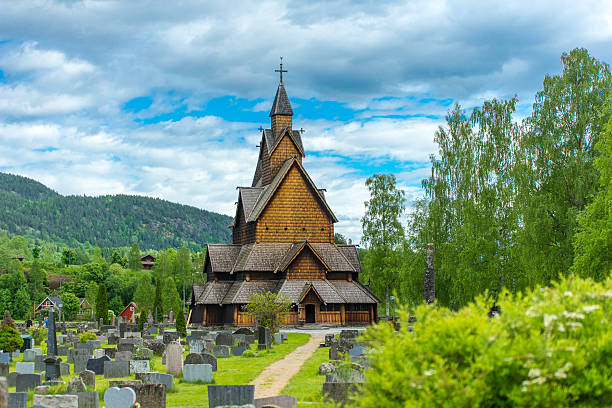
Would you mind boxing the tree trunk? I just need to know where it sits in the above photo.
[385,284,390,318]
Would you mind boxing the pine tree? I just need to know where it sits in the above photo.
[175,247,192,311]
[128,243,142,271]
[162,277,181,314]
[175,306,186,336]
[138,309,147,332]
[96,284,108,324]
[153,278,163,321]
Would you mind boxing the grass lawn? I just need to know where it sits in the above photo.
[10,332,310,408]
[281,345,329,406]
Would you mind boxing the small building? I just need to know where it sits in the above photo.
[35,296,63,313]
[141,254,155,270]
[11,255,25,262]
[78,298,92,318]
[119,302,137,322]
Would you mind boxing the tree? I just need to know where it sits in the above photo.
[32,246,41,259]
[134,277,154,312]
[0,311,23,352]
[571,116,612,280]
[111,251,127,267]
[243,292,292,335]
[109,297,124,315]
[153,277,163,321]
[162,277,181,315]
[62,248,76,266]
[334,233,348,244]
[28,258,47,304]
[128,243,142,271]
[517,48,611,282]
[84,282,98,319]
[138,309,147,332]
[175,247,191,311]
[61,292,80,319]
[92,247,105,264]
[175,307,186,336]
[361,174,406,318]
[95,284,108,324]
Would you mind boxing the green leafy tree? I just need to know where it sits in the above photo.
[571,116,612,280]
[153,277,163,320]
[162,277,181,315]
[110,251,127,267]
[28,258,47,304]
[361,174,406,317]
[0,315,23,352]
[32,246,41,259]
[133,277,154,312]
[334,233,348,244]
[516,48,611,282]
[175,247,191,310]
[243,292,292,335]
[61,292,80,319]
[95,283,108,324]
[128,243,142,271]
[62,249,77,266]
[92,247,105,264]
[12,288,30,320]
[138,309,147,332]
[109,297,124,315]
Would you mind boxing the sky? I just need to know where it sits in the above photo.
[0,0,611,243]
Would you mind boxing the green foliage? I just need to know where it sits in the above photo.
[109,296,124,315]
[243,292,292,335]
[61,292,80,318]
[128,243,142,271]
[571,116,612,280]
[162,277,181,315]
[0,172,232,250]
[0,325,23,352]
[110,251,127,267]
[79,331,97,343]
[356,275,612,408]
[175,246,192,306]
[28,258,47,304]
[29,326,46,345]
[175,307,186,336]
[95,283,108,324]
[134,275,155,312]
[153,277,163,318]
[334,233,348,244]
[361,174,406,317]
[138,309,147,332]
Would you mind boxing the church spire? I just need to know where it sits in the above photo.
[270,58,293,135]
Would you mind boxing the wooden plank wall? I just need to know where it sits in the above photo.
[269,133,301,179]
[286,248,326,279]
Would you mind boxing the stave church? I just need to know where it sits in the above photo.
[189,65,380,326]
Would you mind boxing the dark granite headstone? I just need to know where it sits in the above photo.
[15,373,42,392]
[9,392,27,408]
[207,385,254,408]
[86,355,111,375]
[215,332,234,346]
[183,353,204,365]
[117,343,134,353]
[200,353,217,372]
[231,346,246,356]
[44,356,61,382]
[47,309,57,357]
[20,335,33,352]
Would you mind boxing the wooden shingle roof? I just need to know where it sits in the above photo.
[206,245,242,273]
[329,280,380,303]
[269,83,293,117]
[192,281,234,305]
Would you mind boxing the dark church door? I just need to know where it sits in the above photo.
[305,304,315,323]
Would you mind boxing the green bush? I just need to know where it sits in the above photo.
[79,331,97,343]
[0,325,23,352]
[356,275,612,408]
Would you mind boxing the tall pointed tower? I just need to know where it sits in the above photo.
[190,63,379,327]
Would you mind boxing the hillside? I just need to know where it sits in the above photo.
[0,172,232,250]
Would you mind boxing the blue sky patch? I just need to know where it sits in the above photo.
[123,96,153,113]
[33,147,59,152]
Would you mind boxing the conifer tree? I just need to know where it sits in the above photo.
[153,278,163,321]
[175,307,186,336]
[28,258,46,304]
[96,284,108,324]
[138,309,147,332]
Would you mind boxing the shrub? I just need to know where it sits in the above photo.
[138,309,147,332]
[355,275,612,408]
[0,325,23,352]
[79,331,97,343]
[175,308,186,337]
[242,349,257,358]
[243,291,292,335]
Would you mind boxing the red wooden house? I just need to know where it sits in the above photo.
[118,302,137,322]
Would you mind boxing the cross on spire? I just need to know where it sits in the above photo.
[275,57,287,84]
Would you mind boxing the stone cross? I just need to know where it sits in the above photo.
[425,243,435,304]
[47,309,57,357]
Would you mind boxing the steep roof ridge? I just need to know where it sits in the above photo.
[269,83,293,117]
[269,126,305,157]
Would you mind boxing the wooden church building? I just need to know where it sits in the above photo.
[190,66,380,326]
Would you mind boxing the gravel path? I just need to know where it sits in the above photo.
[250,332,326,398]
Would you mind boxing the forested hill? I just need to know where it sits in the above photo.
[0,172,232,250]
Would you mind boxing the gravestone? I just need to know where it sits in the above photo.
[94,349,105,359]
[162,333,179,345]
[117,343,134,353]
[23,348,41,361]
[68,348,92,364]
[14,362,34,377]
[0,353,10,364]
[115,351,132,361]
[329,338,355,360]
[60,362,70,376]
[274,333,282,344]
[74,392,99,408]
[207,385,254,408]
[425,243,435,304]
[183,364,212,383]
[200,353,218,372]
[348,345,365,358]
[73,355,90,374]
[80,370,96,389]
[233,328,254,336]
[231,346,246,356]
[107,334,120,345]
[7,372,18,387]
[67,376,86,393]
[339,330,359,340]
[322,382,360,404]
[104,386,136,408]
[57,346,69,356]
[215,332,234,346]
[15,373,42,392]
[109,383,166,408]
[20,335,33,352]
[165,343,183,376]
[184,353,205,365]
[188,340,206,354]
[135,372,174,391]
[211,345,230,358]
[44,356,61,382]
[46,309,57,357]
[133,347,153,361]
[104,348,118,359]
[104,361,130,378]
[8,392,27,408]
[144,341,164,356]
[86,355,111,375]
[324,334,334,347]
[33,395,78,408]
[257,326,271,350]
[0,378,5,408]
[34,355,46,372]
[254,395,298,408]
[11,351,20,359]
[129,360,150,374]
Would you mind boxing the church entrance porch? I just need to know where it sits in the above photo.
[305,304,316,323]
